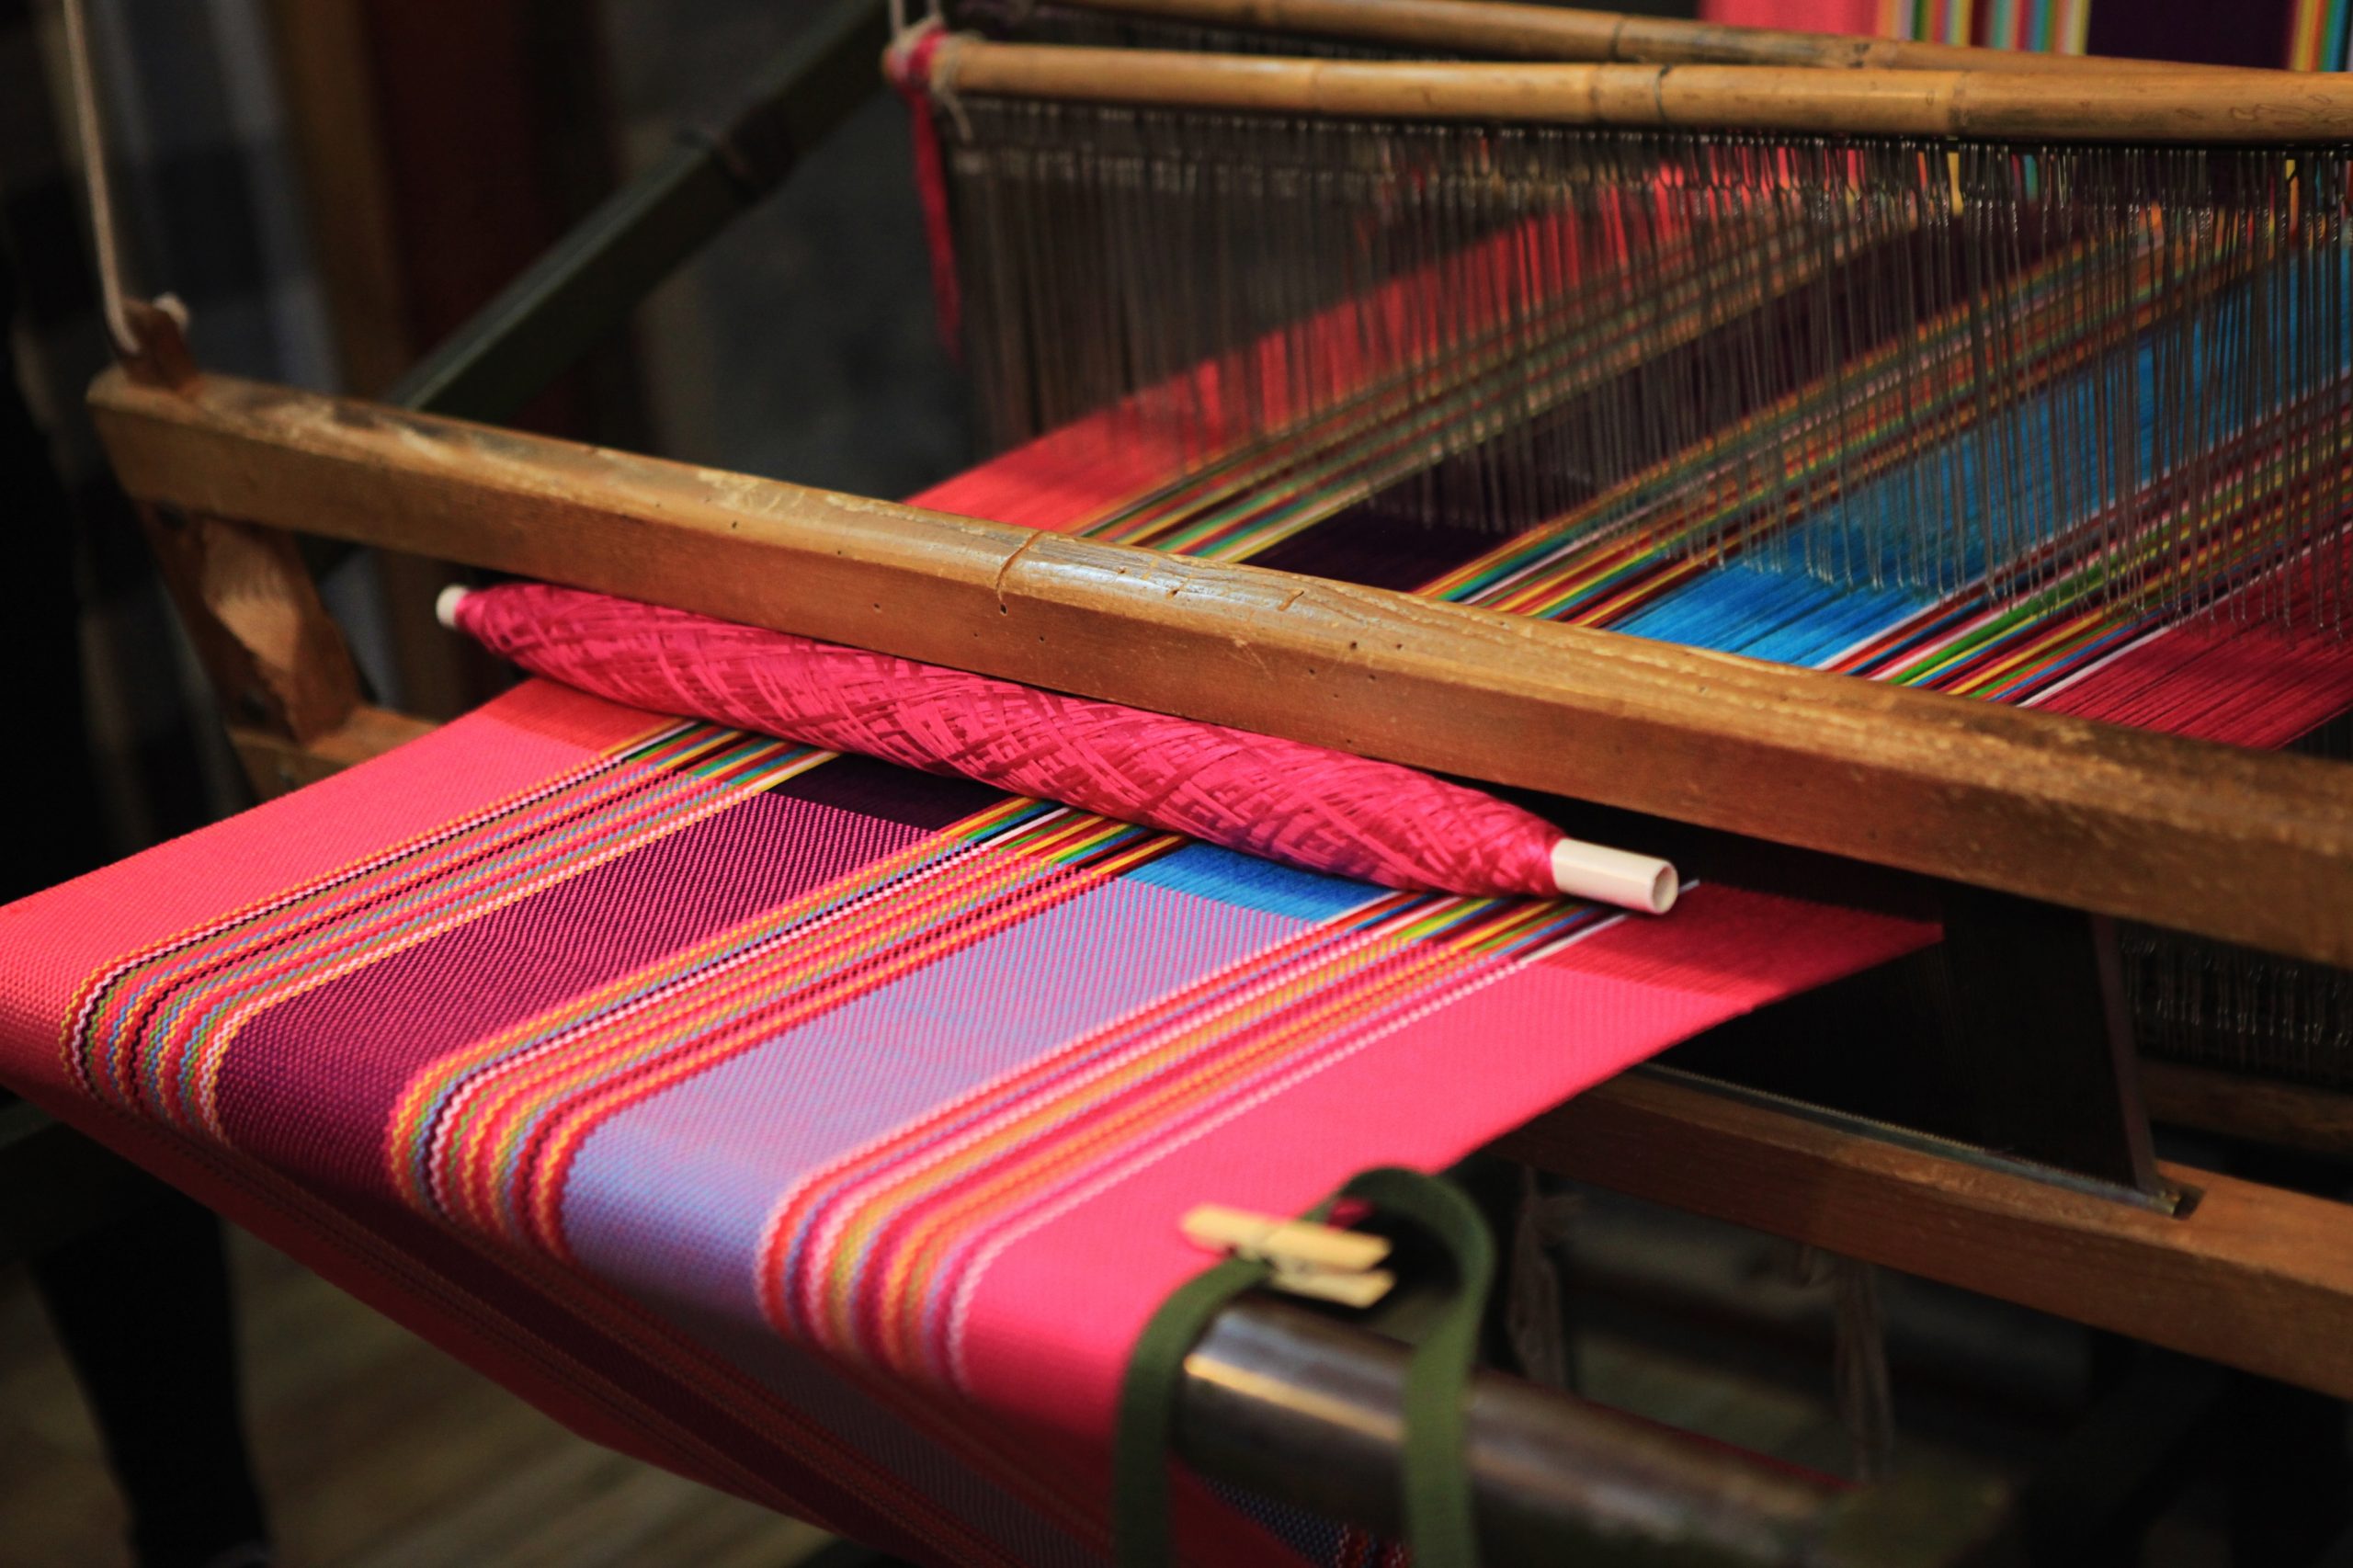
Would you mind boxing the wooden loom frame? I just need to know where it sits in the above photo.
[92,373,2353,1404]
[918,42,2347,138]
[78,0,2353,1473]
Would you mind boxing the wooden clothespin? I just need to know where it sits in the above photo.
[1181,1204,1394,1309]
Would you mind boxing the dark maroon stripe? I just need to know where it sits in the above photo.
[775,752,1004,829]
[2087,0,2295,67]
[1245,503,1505,591]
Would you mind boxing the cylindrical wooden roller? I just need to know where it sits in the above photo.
[914,40,2353,142]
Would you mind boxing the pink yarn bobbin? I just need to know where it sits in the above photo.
[449,582,1676,910]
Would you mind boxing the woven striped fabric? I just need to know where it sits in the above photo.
[0,675,1930,1563]
[1702,3,2318,76]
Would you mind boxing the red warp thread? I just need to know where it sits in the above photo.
[892,25,963,354]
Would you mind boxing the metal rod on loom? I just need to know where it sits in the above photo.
[1186,1297,2007,1563]
[920,40,2353,141]
[1041,0,2259,76]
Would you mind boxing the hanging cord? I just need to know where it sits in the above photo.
[59,0,135,358]
[920,24,978,144]
[884,12,972,349]
[1114,1166,1496,1567]
[57,0,188,378]
[1503,1164,1580,1391]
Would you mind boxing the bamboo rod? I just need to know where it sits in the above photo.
[1051,0,2254,76]
[928,40,2353,140]
[88,369,2353,967]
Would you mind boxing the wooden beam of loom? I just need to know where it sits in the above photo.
[1502,1071,2353,1402]
[89,368,2353,968]
[2140,1062,2353,1163]
[927,44,2353,141]
[1051,0,2258,75]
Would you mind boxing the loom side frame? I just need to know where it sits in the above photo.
[1506,1067,2353,1403]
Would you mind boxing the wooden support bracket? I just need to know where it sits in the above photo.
[108,285,371,751]
[227,705,440,799]
[137,502,362,745]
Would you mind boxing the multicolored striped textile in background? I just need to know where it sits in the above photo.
[1707,0,2328,73]
[1877,0,2092,52]
[2292,0,2353,71]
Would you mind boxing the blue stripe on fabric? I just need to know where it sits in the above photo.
[1126,843,1382,922]
[1612,563,1934,666]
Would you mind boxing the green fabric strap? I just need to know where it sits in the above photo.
[1112,1167,1496,1568]
[1340,1165,1495,1568]
[1112,1252,1271,1568]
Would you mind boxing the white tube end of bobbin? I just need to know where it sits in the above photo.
[1551,837,1679,915]
[434,585,471,631]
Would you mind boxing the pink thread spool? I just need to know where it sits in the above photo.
[442,584,1677,914]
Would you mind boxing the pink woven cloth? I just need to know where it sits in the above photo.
[453,582,1567,898]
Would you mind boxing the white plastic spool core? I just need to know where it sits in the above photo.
[1550,837,1679,915]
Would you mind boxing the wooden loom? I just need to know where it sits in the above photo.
[74,0,2353,1558]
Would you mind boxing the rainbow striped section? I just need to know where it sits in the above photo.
[390,800,1181,1251]
[2293,0,2353,71]
[752,890,1616,1383]
[1884,0,2087,50]
[63,722,826,1132]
